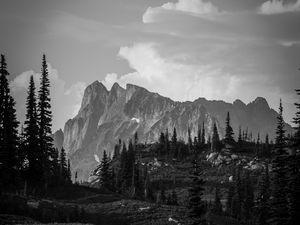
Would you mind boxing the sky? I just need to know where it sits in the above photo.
[0,0,299,131]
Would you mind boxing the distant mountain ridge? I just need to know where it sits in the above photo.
[56,81,292,180]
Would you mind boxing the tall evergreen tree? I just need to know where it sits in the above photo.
[269,99,289,225]
[187,159,206,225]
[0,54,19,190]
[211,122,220,152]
[24,76,41,187]
[224,112,235,145]
[37,54,54,188]
[96,150,110,189]
[59,147,68,182]
[171,127,177,158]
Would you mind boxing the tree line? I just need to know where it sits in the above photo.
[0,54,71,196]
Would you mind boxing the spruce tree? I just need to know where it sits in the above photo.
[171,127,177,158]
[59,147,68,182]
[37,54,54,188]
[187,159,206,225]
[269,99,289,225]
[211,122,220,152]
[97,150,110,189]
[224,112,235,145]
[0,54,19,190]
[24,76,41,187]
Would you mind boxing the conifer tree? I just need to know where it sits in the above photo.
[97,150,110,189]
[0,54,19,190]
[67,159,71,183]
[59,147,68,182]
[24,76,41,187]
[164,129,170,155]
[242,171,254,222]
[171,127,178,158]
[211,122,220,152]
[197,125,202,148]
[224,112,235,145]
[269,99,289,225]
[187,159,206,225]
[37,54,54,188]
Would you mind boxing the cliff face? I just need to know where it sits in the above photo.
[62,81,292,180]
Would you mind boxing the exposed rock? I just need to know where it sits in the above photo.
[62,81,293,181]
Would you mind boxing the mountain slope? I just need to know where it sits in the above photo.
[62,81,292,180]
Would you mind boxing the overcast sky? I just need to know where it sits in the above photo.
[0,0,299,131]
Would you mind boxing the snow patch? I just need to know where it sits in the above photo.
[94,154,100,163]
[131,117,140,123]
[168,217,180,224]
[139,206,151,211]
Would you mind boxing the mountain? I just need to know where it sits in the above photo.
[61,81,292,181]
[52,129,64,151]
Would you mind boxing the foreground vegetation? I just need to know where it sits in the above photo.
[0,53,300,224]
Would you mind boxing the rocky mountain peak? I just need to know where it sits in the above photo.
[233,99,246,108]
[249,97,270,110]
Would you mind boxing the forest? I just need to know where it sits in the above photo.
[0,53,300,225]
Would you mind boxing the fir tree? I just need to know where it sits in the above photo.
[242,171,254,222]
[187,159,206,225]
[211,122,220,152]
[97,150,110,189]
[269,99,289,225]
[224,112,235,145]
[59,147,68,182]
[171,127,178,158]
[0,54,19,190]
[24,76,41,187]
[37,54,54,188]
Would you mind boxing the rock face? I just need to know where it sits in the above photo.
[62,81,292,180]
[52,129,64,151]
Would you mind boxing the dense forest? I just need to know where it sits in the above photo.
[0,53,300,225]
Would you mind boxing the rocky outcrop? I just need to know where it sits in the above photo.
[62,81,292,181]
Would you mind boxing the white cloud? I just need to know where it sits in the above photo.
[102,43,241,103]
[10,64,85,131]
[259,0,300,14]
[143,0,220,23]
[279,40,300,47]
[64,81,87,116]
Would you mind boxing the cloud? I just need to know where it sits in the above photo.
[102,43,241,102]
[64,81,87,116]
[279,40,300,47]
[10,64,85,131]
[143,0,221,23]
[259,0,300,14]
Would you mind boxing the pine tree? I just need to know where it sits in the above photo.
[0,54,19,191]
[293,89,300,148]
[269,99,289,225]
[224,112,235,145]
[67,159,71,183]
[59,147,68,182]
[171,127,177,158]
[197,125,201,149]
[24,76,41,187]
[164,129,170,156]
[97,150,110,189]
[211,122,220,152]
[187,159,206,225]
[37,54,54,188]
